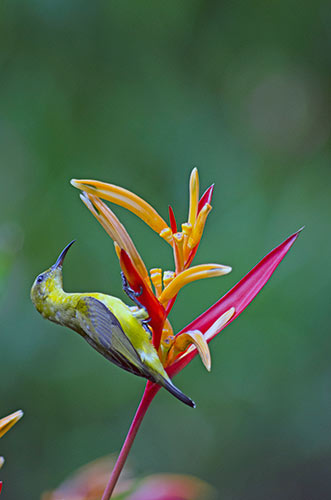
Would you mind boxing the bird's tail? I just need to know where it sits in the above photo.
[161,377,196,408]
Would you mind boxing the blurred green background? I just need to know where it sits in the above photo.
[1,1,330,498]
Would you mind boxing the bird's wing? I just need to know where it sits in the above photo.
[76,296,147,377]
[76,297,195,408]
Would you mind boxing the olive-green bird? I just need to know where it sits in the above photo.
[31,241,195,408]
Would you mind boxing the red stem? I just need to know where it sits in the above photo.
[101,381,159,500]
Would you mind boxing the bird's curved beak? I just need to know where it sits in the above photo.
[53,240,76,269]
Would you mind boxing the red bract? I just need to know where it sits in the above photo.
[169,228,303,376]
[168,206,178,233]
[119,248,166,350]
[198,184,214,212]
[134,228,302,402]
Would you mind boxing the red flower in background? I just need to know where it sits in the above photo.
[42,455,214,500]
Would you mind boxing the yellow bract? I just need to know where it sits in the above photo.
[187,203,212,251]
[188,167,199,227]
[166,330,211,371]
[0,410,23,439]
[175,308,236,365]
[158,264,232,305]
[203,307,236,341]
[150,268,163,298]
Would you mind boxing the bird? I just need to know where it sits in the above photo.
[30,241,195,408]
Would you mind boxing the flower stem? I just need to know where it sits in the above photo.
[101,381,159,500]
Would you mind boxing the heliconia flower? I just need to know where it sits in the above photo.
[71,168,230,363]
[71,169,302,500]
[71,168,215,274]
[0,410,23,494]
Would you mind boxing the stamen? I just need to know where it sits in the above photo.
[182,222,192,261]
[187,203,212,250]
[71,179,169,235]
[188,168,199,227]
[163,270,175,288]
[181,222,192,237]
[173,232,184,272]
[0,410,23,439]
[159,263,232,304]
[161,318,174,346]
[159,227,173,245]
[150,268,163,297]
[158,318,175,364]
[166,330,211,371]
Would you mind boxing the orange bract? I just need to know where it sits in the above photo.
[71,179,169,235]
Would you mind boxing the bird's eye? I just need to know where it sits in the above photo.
[36,275,44,284]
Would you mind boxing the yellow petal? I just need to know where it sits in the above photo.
[204,307,235,341]
[0,410,23,439]
[159,263,232,305]
[188,168,199,227]
[187,203,212,250]
[177,307,236,363]
[167,330,211,371]
[80,192,150,286]
[150,268,163,297]
[181,222,192,261]
[181,222,192,237]
[71,179,169,235]
[158,318,175,364]
[159,227,173,245]
[163,270,175,288]
[173,232,184,272]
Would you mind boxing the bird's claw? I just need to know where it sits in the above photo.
[121,272,144,309]
[121,273,152,334]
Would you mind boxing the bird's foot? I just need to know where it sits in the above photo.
[121,272,144,308]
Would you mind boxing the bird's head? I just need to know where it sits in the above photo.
[31,240,75,316]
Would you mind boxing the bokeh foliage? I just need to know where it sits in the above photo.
[0,1,330,499]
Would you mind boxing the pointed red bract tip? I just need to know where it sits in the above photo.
[168,205,178,233]
[184,185,215,270]
[198,184,214,213]
[168,228,303,377]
